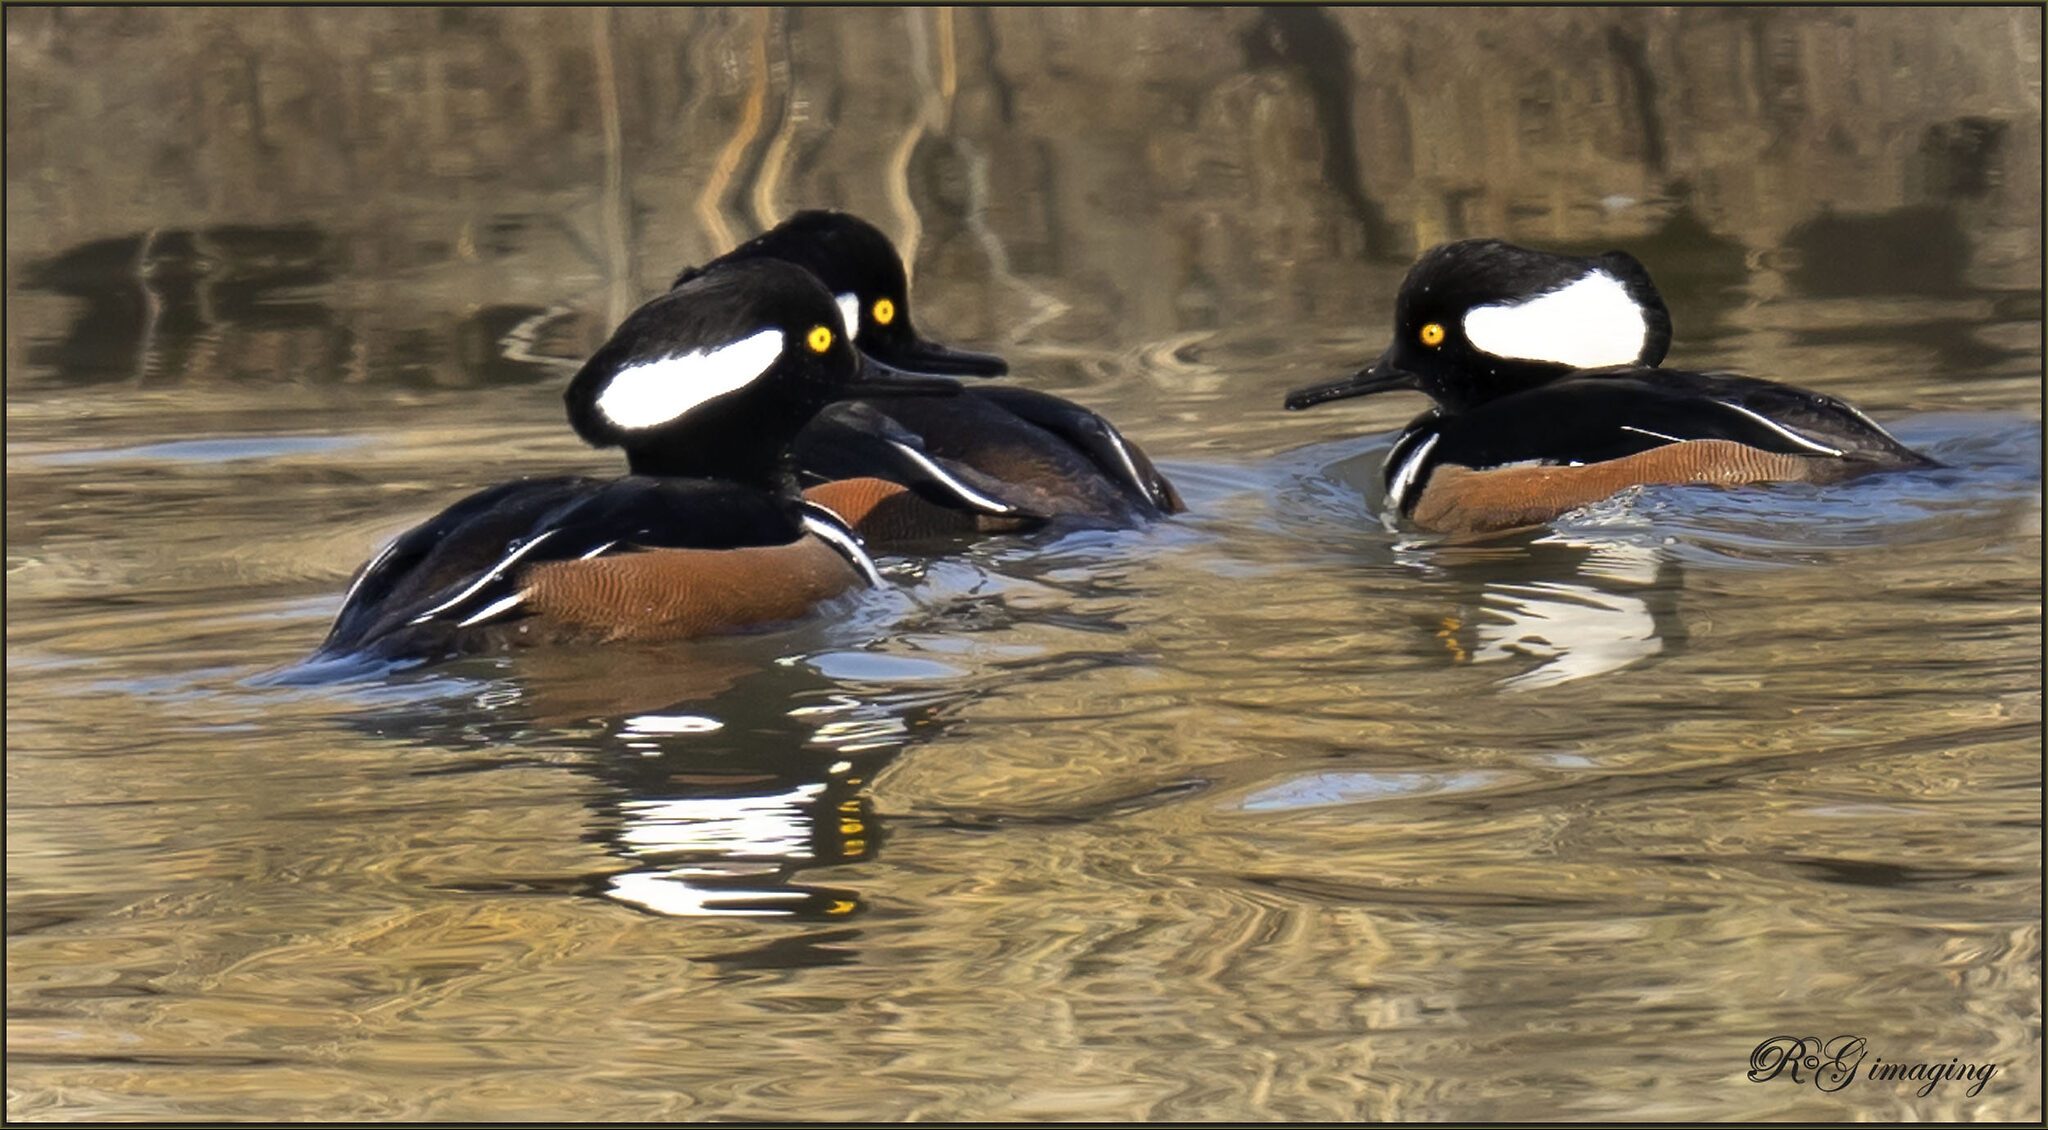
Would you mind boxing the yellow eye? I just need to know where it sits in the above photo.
[871,297,896,326]
[1419,322,1446,347]
[806,325,834,353]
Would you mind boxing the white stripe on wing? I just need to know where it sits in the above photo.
[408,530,558,625]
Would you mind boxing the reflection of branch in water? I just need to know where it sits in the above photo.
[1239,7,1398,259]
[935,5,957,104]
[958,141,1071,344]
[694,8,772,254]
[749,10,800,231]
[884,7,945,277]
[495,305,583,373]
[936,4,1073,343]
[1605,23,1668,176]
[590,7,634,325]
[133,227,164,385]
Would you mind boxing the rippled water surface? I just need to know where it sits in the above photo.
[7,7,2042,1121]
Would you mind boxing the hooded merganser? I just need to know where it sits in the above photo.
[676,210,1184,539]
[309,259,961,665]
[1284,238,1939,534]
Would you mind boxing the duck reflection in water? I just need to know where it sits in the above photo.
[1404,528,1684,692]
[593,715,902,923]
[338,644,967,940]
[1309,442,1686,691]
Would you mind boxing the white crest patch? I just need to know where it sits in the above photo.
[835,292,860,338]
[595,328,783,431]
[1462,270,1646,370]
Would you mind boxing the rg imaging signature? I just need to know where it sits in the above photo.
[1748,1035,1998,1099]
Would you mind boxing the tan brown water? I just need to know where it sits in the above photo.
[6,7,2041,1121]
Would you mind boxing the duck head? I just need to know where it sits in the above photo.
[677,209,1009,379]
[567,259,960,485]
[1286,238,1672,415]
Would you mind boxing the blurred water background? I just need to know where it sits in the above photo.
[6,6,2041,1120]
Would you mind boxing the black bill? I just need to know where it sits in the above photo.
[848,354,966,398]
[865,335,1009,378]
[1283,352,1422,410]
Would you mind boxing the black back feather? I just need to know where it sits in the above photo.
[1424,368,1938,472]
[315,476,805,658]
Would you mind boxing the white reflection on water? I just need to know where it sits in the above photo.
[1238,769,1525,813]
[617,785,828,859]
[1470,537,1668,692]
[607,870,814,917]
[576,678,929,918]
[1471,579,1665,692]
[622,712,725,735]
[28,434,364,467]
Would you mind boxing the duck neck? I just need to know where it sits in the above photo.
[1422,361,1573,415]
[622,443,803,500]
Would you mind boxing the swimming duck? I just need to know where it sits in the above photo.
[310,259,960,664]
[1284,238,1937,533]
[677,210,1183,539]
